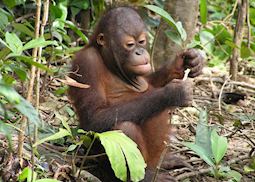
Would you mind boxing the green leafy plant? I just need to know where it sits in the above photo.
[97,131,146,182]
[0,74,41,126]
[18,167,60,182]
[183,109,242,181]
[144,4,187,47]
[34,120,146,182]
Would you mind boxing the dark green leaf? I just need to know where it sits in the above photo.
[144,5,186,41]
[0,120,13,141]
[200,0,207,24]
[69,0,89,9]
[15,56,52,72]
[0,84,21,104]
[2,74,15,85]
[165,30,182,47]
[12,23,34,38]
[0,38,11,50]
[97,131,146,182]
[5,32,23,55]
[23,37,57,50]
[0,10,9,30]
[14,68,27,81]
[54,86,68,96]
[199,30,215,53]
[241,45,253,58]
[15,96,41,126]
[211,25,232,43]
[33,128,71,147]
[0,83,41,126]
[3,0,24,8]
[63,21,89,44]
[250,8,255,25]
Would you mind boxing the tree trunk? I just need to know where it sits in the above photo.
[152,0,199,69]
[230,0,247,81]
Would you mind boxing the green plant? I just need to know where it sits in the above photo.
[33,119,146,182]
[18,167,60,182]
[144,4,187,47]
[183,109,242,181]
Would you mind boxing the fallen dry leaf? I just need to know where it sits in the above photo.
[56,76,90,88]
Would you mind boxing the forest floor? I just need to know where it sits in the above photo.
[0,64,255,182]
[169,65,255,181]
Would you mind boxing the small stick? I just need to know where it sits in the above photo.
[183,68,191,81]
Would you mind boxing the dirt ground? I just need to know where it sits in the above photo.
[169,66,255,181]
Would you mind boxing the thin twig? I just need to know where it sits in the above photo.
[218,76,231,114]
[152,142,169,182]
[223,0,239,22]
[77,136,96,180]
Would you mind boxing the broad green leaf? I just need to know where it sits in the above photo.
[3,0,25,8]
[60,115,72,134]
[211,130,228,164]
[66,144,77,152]
[70,0,89,9]
[226,170,242,182]
[1,79,40,126]
[144,5,186,41]
[18,167,32,182]
[199,30,215,53]
[0,10,8,30]
[97,132,128,181]
[51,2,68,29]
[183,142,215,167]
[211,25,232,43]
[18,167,37,182]
[12,23,34,38]
[0,120,13,145]
[200,0,207,24]
[23,37,57,50]
[80,134,92,148]
[0,84,21,103]
[0,48,10,63]
[5,32,23,55]
[241,45,253,58]
[14,68,27,81]
[33,128,71,147]
[0,82,40,126]
[63,21,89,44]
[250,8,255,25]
[165,30,182,47]
[2,74,15,85]
[36,179,60,182]
[15,56,52,72]
[15,96,41,126]
[97,131,146,182]
[195,109,212,158]
[176,22,187,41]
